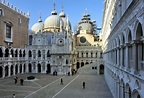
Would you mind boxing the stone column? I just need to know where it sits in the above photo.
[13,65,16,75]
[17,64,20,73]
[117,47,119,66]
[120,45,124,67]
[8,66,11,77]
[22,64,24,74]
[120,84,124,98]
[125,43,129,70]
[2,66,5,78]
[114,77,117,98]
[117,80,120,98]
[45,63,47,73]
[25,62,29,73]
[132,41,138,74]
[125,91,129,98]
[35,63,38,73]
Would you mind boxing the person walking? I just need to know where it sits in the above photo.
[60,78,63,85]
[14,76,18,84]
[82,81,85,89]
[20,78,24,86]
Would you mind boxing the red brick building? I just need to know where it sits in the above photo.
[0,2,29,48]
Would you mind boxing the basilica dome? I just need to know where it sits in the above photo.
[44,10,61,32]
[31,17,43,34]
[59,11,71,30]
[59,11,66,17]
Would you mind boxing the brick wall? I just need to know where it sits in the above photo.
[0,3,29,48]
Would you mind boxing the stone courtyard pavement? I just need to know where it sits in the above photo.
[0,65,113,98]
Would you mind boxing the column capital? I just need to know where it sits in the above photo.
[125,43,131,47]
[132,40,141,45]
[141,36,144,41]
[120,45,124,48]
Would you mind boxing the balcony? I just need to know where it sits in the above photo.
[0,57,25,62]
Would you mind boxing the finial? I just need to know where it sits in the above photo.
[61,4,64,11]
[38,12,42,22]
[53,2,56,10]
[84,8,88,15]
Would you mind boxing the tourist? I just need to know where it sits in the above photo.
[14,76,18,84]
[82,81,85,89]
[60,78,63,85]
[20,78,24,86]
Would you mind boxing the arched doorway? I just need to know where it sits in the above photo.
[28,64,32,73]
[38,64,41,73]
[10,65,13,75]
[24,64,26,73]
[0,66,2,78]
[77,62,80,69]
[47,64,51,74]
[99,64,104,74]
[15,65,18,74]
[5,66,8,77]
[20,64,22,73]
[81,62,84,67]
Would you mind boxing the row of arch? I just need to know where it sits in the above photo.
[107,20,144,73]
[77,51,103,58]
[0,63,51,78]
[0,64,26,78]
[0,48,25,57]
[106,67,142,98]
[28,50,51,57]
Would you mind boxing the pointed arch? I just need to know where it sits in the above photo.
[28,50,32,57]
[132,89,141,98]
[38,50,41,57]
[5,48,9,57]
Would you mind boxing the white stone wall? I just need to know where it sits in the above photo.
[102,0,144,98]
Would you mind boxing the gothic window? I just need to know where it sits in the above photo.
[19,50,22,57]
[28,51,32,57]
[47,50,51,57]
[15,50,18,57]
[23,50,25,57]
[38,50,41,57]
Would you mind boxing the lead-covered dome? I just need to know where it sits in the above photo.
[31,17,43,34]
[44,10,61,32]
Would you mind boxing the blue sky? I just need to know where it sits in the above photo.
[5,0,104,31]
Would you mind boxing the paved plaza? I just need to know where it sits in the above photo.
[0,64,113,98]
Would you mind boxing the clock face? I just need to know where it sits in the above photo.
[57,38,64,46]
[80,36,86,43]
